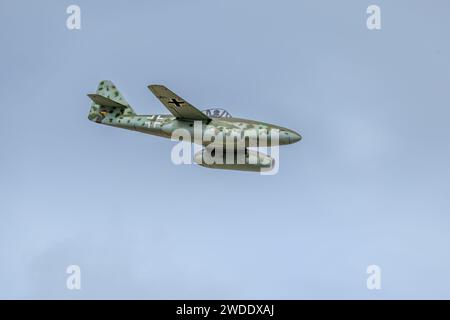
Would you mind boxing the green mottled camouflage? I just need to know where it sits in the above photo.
[88,80,302,147]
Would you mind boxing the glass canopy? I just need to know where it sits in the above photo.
[202,108,232,118]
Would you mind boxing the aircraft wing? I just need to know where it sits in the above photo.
[148,85,211,122]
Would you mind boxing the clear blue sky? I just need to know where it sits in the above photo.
[1,0,450,299]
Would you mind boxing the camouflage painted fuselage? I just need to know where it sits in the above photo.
[90,112,301,147]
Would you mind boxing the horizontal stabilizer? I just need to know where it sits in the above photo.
[87,94,129,109]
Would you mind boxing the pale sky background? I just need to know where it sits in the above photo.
[1,0,450,299]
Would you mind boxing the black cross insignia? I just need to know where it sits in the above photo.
[168,98,185,107]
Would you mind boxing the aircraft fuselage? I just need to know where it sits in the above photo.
[95,113,301,147]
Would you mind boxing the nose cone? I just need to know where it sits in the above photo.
[289,131,302,144]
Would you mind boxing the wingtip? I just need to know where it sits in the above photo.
[148,84,166,89]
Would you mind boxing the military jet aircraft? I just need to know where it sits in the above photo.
[87,80,301,172]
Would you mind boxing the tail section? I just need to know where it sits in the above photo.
[88,80,136,122]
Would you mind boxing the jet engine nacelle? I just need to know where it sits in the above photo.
[194,148,274,172]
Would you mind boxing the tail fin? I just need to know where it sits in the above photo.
[88,80,136,122]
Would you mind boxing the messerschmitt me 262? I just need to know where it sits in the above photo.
[88,80,301,172]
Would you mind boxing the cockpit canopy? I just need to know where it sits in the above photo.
[202,108,232,118]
